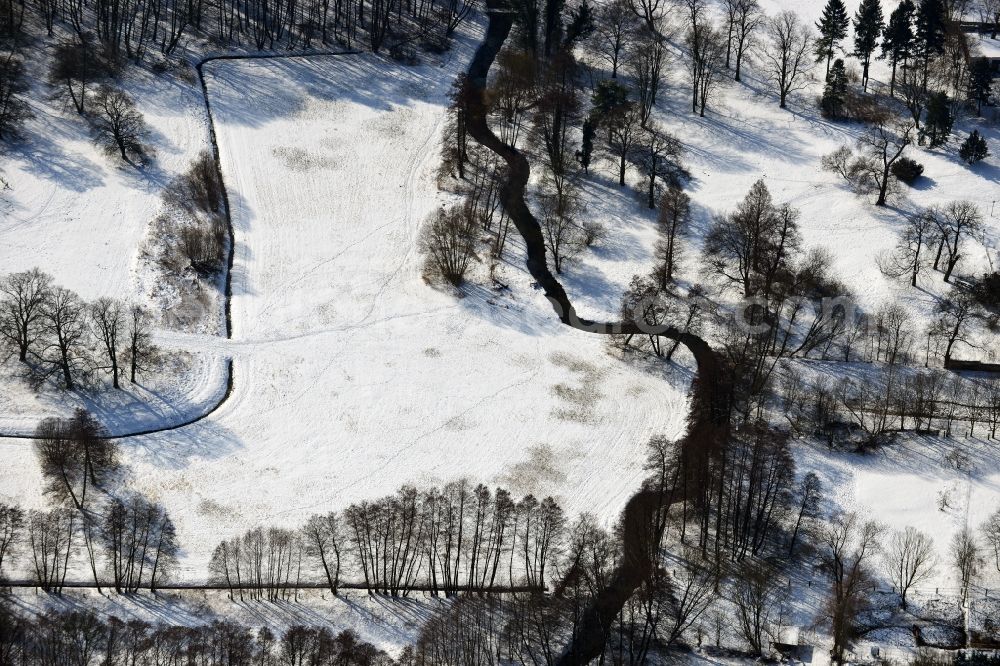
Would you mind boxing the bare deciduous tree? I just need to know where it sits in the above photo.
[730,560,783,656]
[34,409,118,511]
[882,526,935,609]
[592,0,637,78]
[0,268,53,363]
[758,11,813,108]
[788,471,822,556]
[951,527,981,605]
[818,513,882,665]
[0,502,24,581]
[125,304,157,383]
[652,185,691,287]
[631,122,682,209]
[91,85,149,163]
[857,119,914,206]
[878,208,937,287]
[39,286,88,390]
[90,297,125,388]
[302,512,343,596]
[689,22,726,116]
[419,204,478,285]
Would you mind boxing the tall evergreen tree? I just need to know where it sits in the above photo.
[967,58,993,115]
[922,91,952,146]
[815,0,850,79]
[915,0,946,90]
[852,0,884,91]
[880,0,915,97]
[821,58,849,117]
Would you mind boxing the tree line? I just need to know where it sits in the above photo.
[209,482,565,598]
[0,269,158,390]
[0,603,396,666]
[0,0,475,60]
[0,410,179,595]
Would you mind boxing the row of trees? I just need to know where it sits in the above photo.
[0,410,179,594]
[0,268,157,389]
[881,200,985,286]
[0,0,475,58]
[0,605,394,666]
[209,482,564,597]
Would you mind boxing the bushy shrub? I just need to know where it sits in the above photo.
[890,156,924,184]
[959,130,989,164]
[420,204,478,285]
[970,272,1000,310]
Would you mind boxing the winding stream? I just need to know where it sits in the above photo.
[464,6,732,662]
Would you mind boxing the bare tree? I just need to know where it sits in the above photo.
[0,47,31,140]
[878,208,937,287]
[729,0,762,81]
[730,560,783,656]
[125,304,157,383]
[931,201,983,283]
[419,204,478,285]
[951,527,981,605]
[605,102,642,186]
[48,37,104,115]
[0,268,52,362]
[882,527,935,609]
[857,119,914,206]
[302,512,343,596]
[703,179,800,298]
[758,11,813,108]
[540,179,583,275]
[27,508,75,593]
[652,185,691,287]
[689,22,726,116]
[931,288,979,364]
[982,506,1000,573]
[39,286,88,390]
[90,297,125,388]
[658,555,715,647]
[91,85,149,163]
[591,0,637,78]
[818,513,882,665]
[631,122,681,209]
[33,409,118,511]
[788,471,822,556]
[628,28,667,126]
[101,494,177,593]
[0,503,24,581]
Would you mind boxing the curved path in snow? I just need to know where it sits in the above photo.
[463,5,731,662]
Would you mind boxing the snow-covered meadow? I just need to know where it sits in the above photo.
[0,44,694,582]
[2,0,1000,657]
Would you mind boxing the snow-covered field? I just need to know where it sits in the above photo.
[0,43,693,581]
[3,0,1000,658]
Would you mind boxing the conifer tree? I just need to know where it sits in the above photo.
[821,58,849,117]
[915,0,945,90]
[922,91,951,147]
[967,58,993,115]
[852,0,884,91]
[815,0,850,79]
[880,0,915,97]
[959,130,988,164]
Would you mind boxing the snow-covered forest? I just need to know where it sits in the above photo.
[1,0,1000,660]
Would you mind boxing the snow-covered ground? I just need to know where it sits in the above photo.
[2,0,1000,658]
[0,41,693,581]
